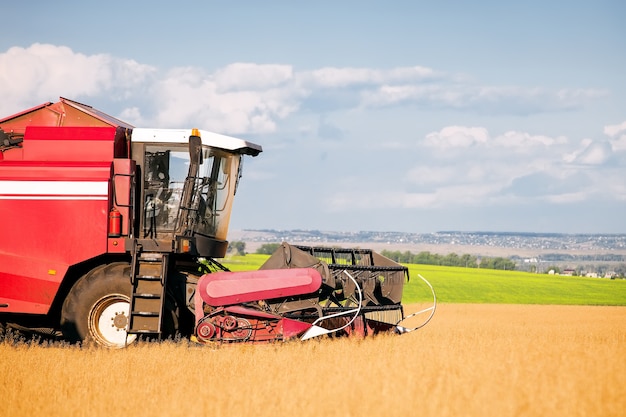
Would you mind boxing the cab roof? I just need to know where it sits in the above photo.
[0,98,263,157]
[131,128,262,156]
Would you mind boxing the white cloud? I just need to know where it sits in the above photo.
[603,121,626,137]
[603,121,626,152]
[576,141,612,165]
[399,192,439,209]
[401,183,501,209]
[383,122,622,212]
[324,179,506,213]
[213,63,294,92]
[118,107,143,125]
[563,137,616,165]
[544,192,589,204]
[406,165,458,185]
[493,131,567,149]
[0,44,610,139]
[0,44,155,117]
[423,126,489,149]
[557,88,608,101]
[0,45,301,134]
[141,65,304,133]
[360,84,450,108]
[306,66,436,88]
[359,83,606,113]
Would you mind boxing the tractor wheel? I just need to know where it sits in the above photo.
[61,263,137,348]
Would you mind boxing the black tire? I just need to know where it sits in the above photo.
[61,263,136,348]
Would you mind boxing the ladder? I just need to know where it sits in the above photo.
[127,250,169,339]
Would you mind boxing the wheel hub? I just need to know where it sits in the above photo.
[90,295,137,348]
[112,311,128,330]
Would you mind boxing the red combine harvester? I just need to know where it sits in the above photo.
[0,98,435,347]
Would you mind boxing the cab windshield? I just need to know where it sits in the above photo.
[143,144,240,241]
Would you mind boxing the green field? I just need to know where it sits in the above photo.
[221,254,626,306]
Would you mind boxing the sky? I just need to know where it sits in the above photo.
[1,1,625,234]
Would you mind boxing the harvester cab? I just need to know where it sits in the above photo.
[129,128,261,258]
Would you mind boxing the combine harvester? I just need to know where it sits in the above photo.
[0,98,435,347]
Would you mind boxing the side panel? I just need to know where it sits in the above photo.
[0,163,111,314]
[23,126,119,161]
[197,268,322,307]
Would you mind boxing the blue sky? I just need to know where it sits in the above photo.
[2,1,625,234]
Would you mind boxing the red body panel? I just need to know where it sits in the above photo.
[0,177,110,313]
[197,268,322,307]
[0,120,129,314]
[20,126,128,161]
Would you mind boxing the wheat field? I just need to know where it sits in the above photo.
[1,304,625,417]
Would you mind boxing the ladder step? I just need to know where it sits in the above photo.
[132,293,162,299]
[135,275,161,280]
[139,256,163,262]
[131,311,160,317]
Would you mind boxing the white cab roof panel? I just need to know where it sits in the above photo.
[131,128,262,156]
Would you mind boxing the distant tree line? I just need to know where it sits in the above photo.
[227,241,246,256]
[255,243,282,254]
[539,253,626,262]
[379,250,517,271]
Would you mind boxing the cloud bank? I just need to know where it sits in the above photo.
[1,44,609,132]
[1,44,624,231]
